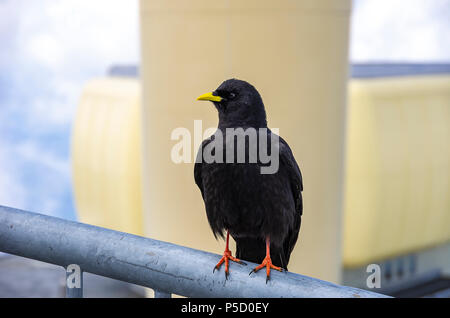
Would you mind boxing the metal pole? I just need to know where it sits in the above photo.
[154,289,171,298]
[0,205,389,298]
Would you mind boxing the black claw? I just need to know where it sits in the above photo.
[249,269,255,276]
[238,260,247,266]
[225,271,229,280]
[266,275,271,284]
[213,266,218,274]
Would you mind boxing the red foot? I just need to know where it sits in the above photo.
[213,249,246,279]
[249,255,285,283]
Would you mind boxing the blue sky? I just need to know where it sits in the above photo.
[351,0,450,62]
[0,0,449,220]
[0,0,139,220]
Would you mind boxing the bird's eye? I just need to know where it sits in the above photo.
[229,92,236,99]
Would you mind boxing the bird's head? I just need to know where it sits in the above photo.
[197,79,267,128]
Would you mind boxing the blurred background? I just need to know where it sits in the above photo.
[0,0,449,297]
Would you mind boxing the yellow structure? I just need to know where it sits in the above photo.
[343,76,450,268]
[71,74,450,280]
[72,78,143,236]
[139,0,351,283]
[71,1,450,283]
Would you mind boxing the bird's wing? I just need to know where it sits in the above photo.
[194,161,204,198]
[278,136,303,266]
[194,138,213,199]
[279,136,303,214]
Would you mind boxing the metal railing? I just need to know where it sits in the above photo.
[0,205,388,298]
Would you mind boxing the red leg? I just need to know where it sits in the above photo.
[213,231,246,279]
[249,236,284,283]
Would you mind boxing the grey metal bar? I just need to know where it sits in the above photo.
[154,289,171,298]
[0,205,389,298]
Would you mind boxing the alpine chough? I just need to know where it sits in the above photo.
[195,79,303,282]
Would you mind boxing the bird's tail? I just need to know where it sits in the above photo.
[235,237,288,270]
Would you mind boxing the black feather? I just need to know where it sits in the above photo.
[194,79,303,269]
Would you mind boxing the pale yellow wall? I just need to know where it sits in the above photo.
[140,0,351,283]
[72,78,143,236]
[71,75,450,276]
[343,76,450,268]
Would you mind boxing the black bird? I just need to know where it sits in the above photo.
[194,79,303,282]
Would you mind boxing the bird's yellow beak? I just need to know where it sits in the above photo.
[196,92,222,102]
